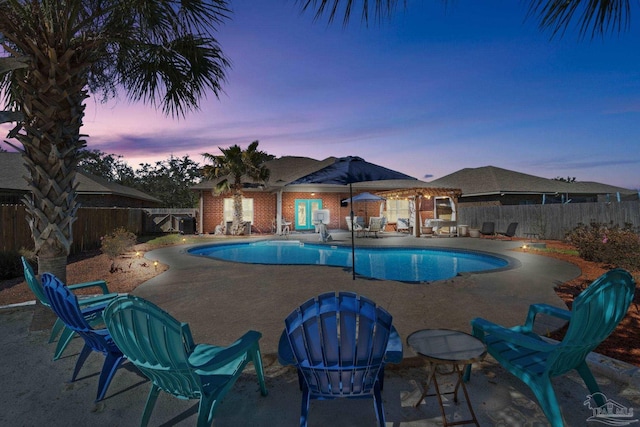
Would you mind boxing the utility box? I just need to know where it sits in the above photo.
[179,217,196,235]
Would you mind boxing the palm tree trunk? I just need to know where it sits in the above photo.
[13,45,88,284]
[232,191,243,235]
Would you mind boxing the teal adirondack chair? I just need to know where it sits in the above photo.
[21,256,119,360]
[103,295,268,427]
[469,268,636,427]
[278,292,403,427]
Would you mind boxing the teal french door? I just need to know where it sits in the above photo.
[294,199,322,230]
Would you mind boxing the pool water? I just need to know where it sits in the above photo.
[189,240,509,282]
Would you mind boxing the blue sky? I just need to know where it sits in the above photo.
[3,1,639,189]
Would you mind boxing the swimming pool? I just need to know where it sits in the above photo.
[188,240,510,282]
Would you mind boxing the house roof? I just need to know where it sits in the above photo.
[429,165,635,197]
[0,152,161,203]
[192,155,461,195]
[191,156,337,191]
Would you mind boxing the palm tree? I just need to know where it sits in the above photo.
[202,141,274,235]
[298,0,634,38]
[0,0,230,282]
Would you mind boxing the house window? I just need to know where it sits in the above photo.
[385,199,410,223]
[223,198,254,223]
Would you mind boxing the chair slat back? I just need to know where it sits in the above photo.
[42,273,92,331]
[505,222,518,236]
[548,269,635,376]
[480,222,495,234]
[41,273,115,353]
[103,295,202,399]
[368,217,382,232]
[284,292,392,397]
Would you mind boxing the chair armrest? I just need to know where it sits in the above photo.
[80,302,109,323]
[189,330,262,373]
[77,293,119,307]
[522,303,571,333]
[385,326,403,364]
[471,317,557,353]
[68,280,110,295]
[277,330,296,366]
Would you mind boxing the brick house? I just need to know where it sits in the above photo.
[0,152,161,207]
[192,156,461,235]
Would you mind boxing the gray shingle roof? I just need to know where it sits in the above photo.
[0,152,160,203]
[191,155,457,194]
[429,165,634,197]
[192,156,338,191]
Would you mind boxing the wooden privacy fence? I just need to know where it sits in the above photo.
[143,208,197,233]
[459,201,640,240]
[1,205,145,255]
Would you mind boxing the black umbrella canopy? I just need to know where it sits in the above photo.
[342,192,386,225]
[289,156,417,185]
[289,156,417,280]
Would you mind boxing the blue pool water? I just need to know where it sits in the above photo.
[189,240,509,282]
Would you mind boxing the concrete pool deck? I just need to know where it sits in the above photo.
[2,231,639,426]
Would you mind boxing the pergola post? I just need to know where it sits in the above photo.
[414,196,420,237]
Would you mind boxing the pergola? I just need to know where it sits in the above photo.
[375,186,462,237]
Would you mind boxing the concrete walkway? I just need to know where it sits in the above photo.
[2,232,639,426]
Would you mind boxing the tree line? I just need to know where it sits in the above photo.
[78,149,202,209]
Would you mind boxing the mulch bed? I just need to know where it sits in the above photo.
[513,240,640,367]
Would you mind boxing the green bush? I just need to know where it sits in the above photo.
[101,228,137,272]
[565,222,640,271]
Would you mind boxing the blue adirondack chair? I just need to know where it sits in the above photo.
[22,256,119,360]
[278,292,403,427]
[469,268,636,427]
[41,273,125,402]
[103,294,268,427]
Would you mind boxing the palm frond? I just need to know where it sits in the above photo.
[297,0,404,26]
[528,0,632,39]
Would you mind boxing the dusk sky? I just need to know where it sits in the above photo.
[3,1,639,189]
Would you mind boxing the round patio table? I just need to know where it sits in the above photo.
[407,329,487,427]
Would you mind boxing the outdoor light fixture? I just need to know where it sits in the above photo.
[135,251,140,257]
[154,260,158,270]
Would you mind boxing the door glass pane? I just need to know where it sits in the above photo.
[297,202,307,227]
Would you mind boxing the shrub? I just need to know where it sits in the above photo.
[101,228,137,273]
[565,222,640,271]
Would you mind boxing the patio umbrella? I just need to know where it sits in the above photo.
[289,156,417,279]
[342,192,386,224]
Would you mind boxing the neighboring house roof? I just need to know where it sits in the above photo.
[74,171,161,203]
[429,165,635,197]
[192,155,459,194]
[0,152,161,204]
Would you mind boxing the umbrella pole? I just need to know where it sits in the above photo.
[350,183,356,280]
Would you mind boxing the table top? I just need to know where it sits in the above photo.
[407,329,487,364]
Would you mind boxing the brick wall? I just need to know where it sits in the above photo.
[200,191,277,234]
[200,190,394,234]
